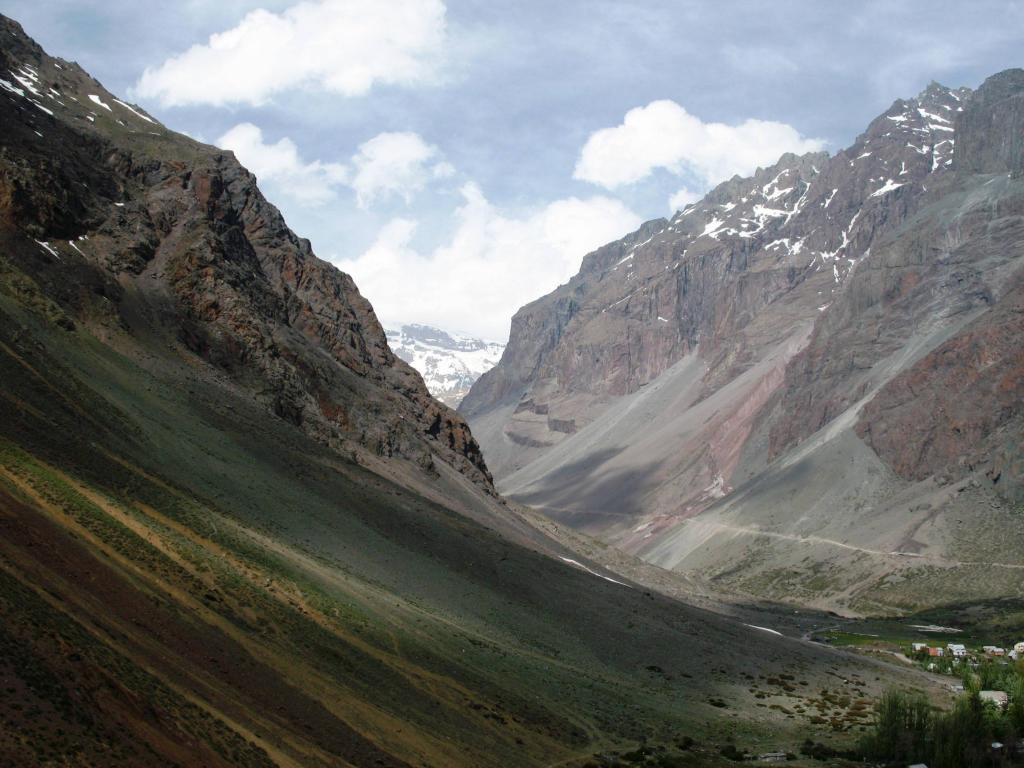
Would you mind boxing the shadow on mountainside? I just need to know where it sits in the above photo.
[509,446,665,532]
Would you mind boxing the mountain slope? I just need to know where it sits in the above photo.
[462,71,1024,614]
[0,22,492,492]
[0,15,927,767]
[386,324,503,407]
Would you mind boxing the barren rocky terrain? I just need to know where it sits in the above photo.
[463,70,1024,615]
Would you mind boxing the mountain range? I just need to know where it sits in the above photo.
[386,323,504,407]
[0,15,938,767]
[461,71,1024,615]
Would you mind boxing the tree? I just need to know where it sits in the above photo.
[861,690,931,763]
[1008,669,1024,732]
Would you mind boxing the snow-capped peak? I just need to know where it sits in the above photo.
[386,324,504,407]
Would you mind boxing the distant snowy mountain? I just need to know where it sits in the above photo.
[386,324,504,407]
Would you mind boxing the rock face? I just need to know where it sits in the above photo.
[956,68,1024,175]
[463,70,1024,611]
[856,281,1024,498]
[386,324,504,407]
[0,16,491,489]
[462,77,973,491]
[769,72,1024,488]
[851,72,1024,498]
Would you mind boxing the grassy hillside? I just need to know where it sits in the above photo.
[0,281,937,766]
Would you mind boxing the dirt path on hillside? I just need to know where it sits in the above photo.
[691,520,1024,569]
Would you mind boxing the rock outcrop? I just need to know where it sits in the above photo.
[856,281,1024,499]
[0,15,491,488]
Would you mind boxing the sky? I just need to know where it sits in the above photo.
[3,1,1022,340]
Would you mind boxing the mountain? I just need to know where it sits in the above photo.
[462,72,1024,615]
[0,15,924,767]
[386,324,503,407]
[0,24,492,494]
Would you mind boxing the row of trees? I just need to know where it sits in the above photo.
[861,660,1024,767]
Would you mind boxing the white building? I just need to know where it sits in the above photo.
[948,643,968,658]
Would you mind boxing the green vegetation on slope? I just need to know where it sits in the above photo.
[0,290,912,765]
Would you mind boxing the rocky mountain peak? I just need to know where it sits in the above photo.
[0,13,492,490]
[464,77,974,430]
[956,67,1024,175]
[386,324,504,407]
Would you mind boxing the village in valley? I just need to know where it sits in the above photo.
[813,616,1024,708]
[909,637,1023,668]
[910,640,1024,702]
[799,620,1024,763]
[911,639,1024,664]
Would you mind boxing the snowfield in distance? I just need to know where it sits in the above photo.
[387,324,504,407]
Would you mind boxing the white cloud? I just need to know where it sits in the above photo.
[351,131,448,208]
[217,125,453,207]
[667,187,700,214]
[574,100,824,190]
[217,123,348,204]
[333,183,641,340]
[135,0,447,107]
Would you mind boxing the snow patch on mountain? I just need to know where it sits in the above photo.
[386,324,504,407]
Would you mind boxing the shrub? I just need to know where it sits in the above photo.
[719,743,745,762]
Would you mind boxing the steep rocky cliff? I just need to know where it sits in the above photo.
[850,71,1024,499]
[462,76,972,486]
[769,69,1024,493]
[463,70,1024,612]
[0,15,490,489]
